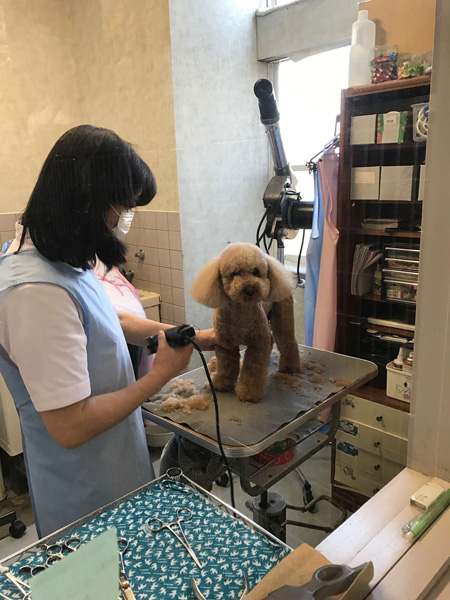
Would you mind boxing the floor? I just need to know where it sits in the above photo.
[0,441,339,561]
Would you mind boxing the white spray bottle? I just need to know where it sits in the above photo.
[348,10,376,87]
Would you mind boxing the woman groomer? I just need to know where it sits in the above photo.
[0,125,219,537]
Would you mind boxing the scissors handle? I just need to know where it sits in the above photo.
[119,571,136,600]
[145,518,164,533]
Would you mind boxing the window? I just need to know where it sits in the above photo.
[277,46,350,261]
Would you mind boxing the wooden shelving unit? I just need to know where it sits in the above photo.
[333,76,430,510]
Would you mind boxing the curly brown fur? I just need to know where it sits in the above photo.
[192,243,300,402]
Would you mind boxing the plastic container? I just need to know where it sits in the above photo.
[383,269,419,283]
[348,10,376,87]
[412,102,429,141]
[385,246,420,261]
[385,258,420,271]
[386,361,412,401]
[385,280,418,303]
[371,45,398,83]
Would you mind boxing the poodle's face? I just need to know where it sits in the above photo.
[219,244,270,304]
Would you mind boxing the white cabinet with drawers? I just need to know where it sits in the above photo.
[334,394,409,501]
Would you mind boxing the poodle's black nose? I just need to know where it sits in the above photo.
[244,286,255,297]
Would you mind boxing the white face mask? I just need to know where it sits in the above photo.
[111,207,134,239]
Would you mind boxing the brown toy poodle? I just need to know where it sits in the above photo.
[191,242,301,402]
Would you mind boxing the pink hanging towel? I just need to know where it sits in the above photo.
[313,150,340,351]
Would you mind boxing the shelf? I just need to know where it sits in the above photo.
[361,293,385,303]
[351,200,423,204]
[351,142,426,151]
[353,384,410,413]
[364,323,415,337]
[346,75,431,98]
[352,229,421,238]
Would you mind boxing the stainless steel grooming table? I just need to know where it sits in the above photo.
[143,346,377,496]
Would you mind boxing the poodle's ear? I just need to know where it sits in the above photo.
[266,255,294,302]
[191,258,228,308]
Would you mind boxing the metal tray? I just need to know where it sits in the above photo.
[143,346,377,458]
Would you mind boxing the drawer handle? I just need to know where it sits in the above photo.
[373,488,380,494]
[344,399,355,408]
[376,416,383,422]
[374,442,381,448]
[373,464,381,471]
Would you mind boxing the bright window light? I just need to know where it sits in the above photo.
[277,46,350,259]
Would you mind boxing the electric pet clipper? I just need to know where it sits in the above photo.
[146,324,196,355]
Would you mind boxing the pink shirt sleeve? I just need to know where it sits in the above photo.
[0,284,91,411]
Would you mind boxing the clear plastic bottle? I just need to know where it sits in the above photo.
[348,10,376,87]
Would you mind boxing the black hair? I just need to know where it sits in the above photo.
[19,124,157,270]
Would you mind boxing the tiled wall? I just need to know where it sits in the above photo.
[0,209,186,326]
[124,210,185,326]
[0,213,20,249]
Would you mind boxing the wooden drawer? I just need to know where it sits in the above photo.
[340,394,409,438]
[336,443,404,482]
[334,463,390,498]
[336,423,407,465]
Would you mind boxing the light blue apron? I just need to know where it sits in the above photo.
[0,249,154,537]
[304,169,325,346]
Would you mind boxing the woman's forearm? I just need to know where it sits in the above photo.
[118,312,172,345]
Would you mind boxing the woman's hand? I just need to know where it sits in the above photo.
[151,330,193,383]
[195,328,228,351]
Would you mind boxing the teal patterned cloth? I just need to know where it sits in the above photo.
[2,481,290,599]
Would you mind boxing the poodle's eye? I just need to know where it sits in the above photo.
[253,268,260,277]
[231,271,241,279]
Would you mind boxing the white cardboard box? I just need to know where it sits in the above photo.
[350,115,377,145]
[386,361,412,402]
[379,166,414,201]
[351,167,381,200]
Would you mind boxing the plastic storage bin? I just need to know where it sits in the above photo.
[385,280,418,303]
[383,269,419,283]
[386,361,412,401]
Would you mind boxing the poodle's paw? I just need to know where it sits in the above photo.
[278,353,301,374]
[235,380,265,403]
[210,372,236,392]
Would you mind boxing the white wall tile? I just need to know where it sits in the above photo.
[150,283,161,294]
[169,231,182,251]
[160,267,172,286]
[157,230,170,249]
[144,230,158,248]
[146,248,160,266]
[171,269,184,289]
[167,211,181,232]
[158,249,171,268]
[156,212,169,231]
[172,287,185,307]
[173,305,186,323]
[170,250,183,270]
[161,302,174,321]
[149,266,161,284]
[133,211,145,228]
[160,285,173,304]
[144,211,157,229]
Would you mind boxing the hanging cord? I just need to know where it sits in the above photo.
[296,229,306,287]
[184,336,236,509]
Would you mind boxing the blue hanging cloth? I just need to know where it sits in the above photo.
[304,168,325,346]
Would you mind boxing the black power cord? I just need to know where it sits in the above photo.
[296,229,306,285]
[184,336,236,509]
